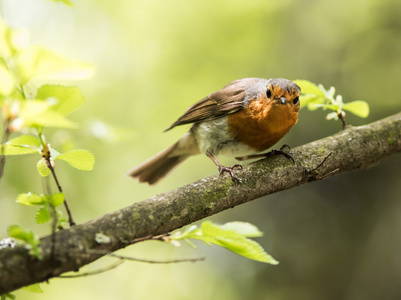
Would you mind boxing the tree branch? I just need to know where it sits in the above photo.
[1,112,401,294]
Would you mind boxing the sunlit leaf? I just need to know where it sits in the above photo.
[48,192,65,207]
[22,283,43,294]
[218,222,263,237]
[8,135,41,148]
[314,103,341,111]
[19,100,77,129]
[0,144,39,155]
[0,58,15,96]
[16,193,47,206]
[293,80,325,96]
[55,149,95,170]
[7,225,29,241]
[199,221,278,264]
[16,45,94,85]
[36,85,85,116]
[342,100,370,118]
[0,20,13,58]
[37,159,51,177]
[35,207,51,224]
[174,221,277,264]
[7,225,42,258]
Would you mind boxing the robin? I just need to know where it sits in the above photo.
[128,77,301,184]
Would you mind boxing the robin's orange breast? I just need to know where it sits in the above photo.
[226,98,299,152]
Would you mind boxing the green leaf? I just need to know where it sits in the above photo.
[16,193,47,206]
[0,58,15,96]
[7,225,29,241]
[0,20,13,58]
[0,144,39,155]
[48,192,65,207]
[293,80,325,96]
[300,95,327,110]
[1,293,16,300]
[35,207,51,224]
[7,225,42,258]
[218,222,263,237]
[36,85,85,116]
[8,135,41,147]
[200,221,278,264]
[19,100,77,129]
[176,221,278,264]
[1,135,41,155]
[16,45,94,85]
[342,100,370,118]
[37,159,51,177]
[314,103,341,111]
[22,283,43,293]
[56,149,95,170]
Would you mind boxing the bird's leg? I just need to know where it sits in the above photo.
[206,153,242,183]
[235,144,295,162]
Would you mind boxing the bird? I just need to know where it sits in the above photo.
[128,77,301,185]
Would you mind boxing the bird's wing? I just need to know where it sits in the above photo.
[165,82,246,131]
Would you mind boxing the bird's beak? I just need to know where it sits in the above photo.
[276,97,287,104]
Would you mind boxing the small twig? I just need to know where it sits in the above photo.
[306,152,339,181]
[59,260,125,278]
[338,111,346,130]
[59,250,205,279]
[86,249,205,264]
[310,152,333,173]
[107,253,205,264]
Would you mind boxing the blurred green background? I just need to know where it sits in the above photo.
[1,0,401,299]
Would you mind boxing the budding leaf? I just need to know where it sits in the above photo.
[36,85,85,116]
[37,159,51,177]
[16,45,94,85]
[16,193,47,206]
[22,283,43,294]
[48,192,65,207]
[342,100,370,118]
[173,221,278,264]
[55,149,95,170]
[35,207,51,224]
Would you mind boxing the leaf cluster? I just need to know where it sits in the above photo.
[169,221,278,264]
[294,80,370,126]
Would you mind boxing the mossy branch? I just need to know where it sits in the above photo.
[1,112,401,294]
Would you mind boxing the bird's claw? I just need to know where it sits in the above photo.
[218,164,243,183]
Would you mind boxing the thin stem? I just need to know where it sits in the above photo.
[48,164,75,226]
[39,131,75,226]
[0,118,11,179]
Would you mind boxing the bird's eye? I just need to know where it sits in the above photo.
[293,96,299,105]
[266,89,272,98]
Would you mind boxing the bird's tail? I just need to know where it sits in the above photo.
[128,133,199,185]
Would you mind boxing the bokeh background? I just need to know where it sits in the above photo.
[1,0,401,299]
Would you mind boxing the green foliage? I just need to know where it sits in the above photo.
[170,221,278,264]
[22,284,43,294]
[294,79,370,124]
[55,149,95,171]
[16,192,66,227]
[7,225,42,259]
[0,19,95,231]
[1,293,16,300]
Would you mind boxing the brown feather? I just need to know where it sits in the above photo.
[165,82,246,131]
